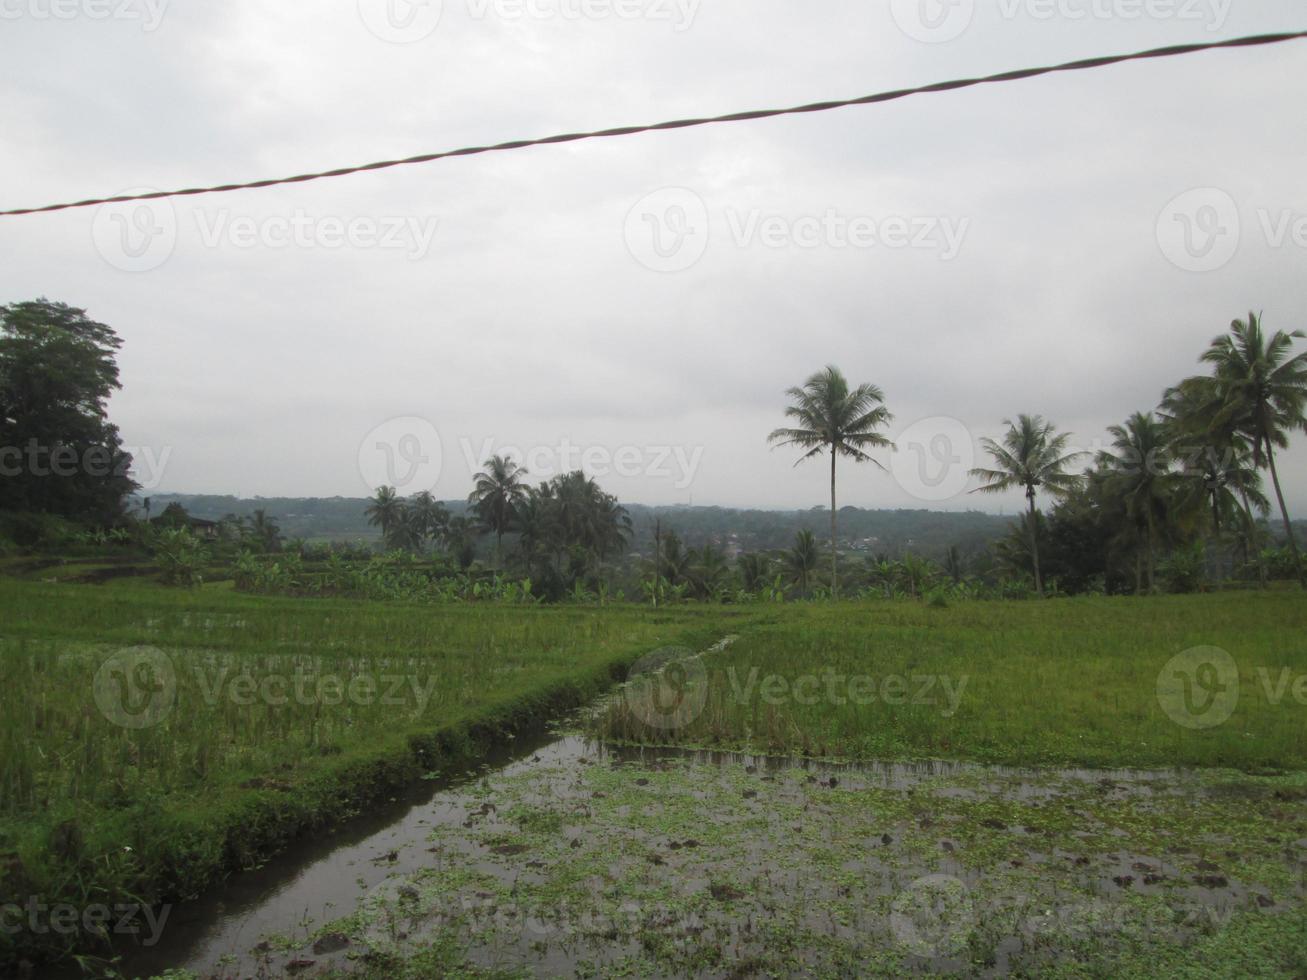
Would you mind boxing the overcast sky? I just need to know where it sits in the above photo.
[3,1,1306,515]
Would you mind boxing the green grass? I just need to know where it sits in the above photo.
[594,592,1307,771]
[0,577,742,967]
[5,580,1307,972]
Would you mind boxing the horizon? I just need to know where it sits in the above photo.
[4,4,1307,516]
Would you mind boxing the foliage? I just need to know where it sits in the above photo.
[0,299,137,525]
[152,528,208,587]
[769,365,893,596]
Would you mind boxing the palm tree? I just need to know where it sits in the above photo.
[1161,376,1270,584]
[1200,313,1307,588]
[657,530,692,588]
[786,529,820,594]
[1103,412,1174,594]
[442,515,480,570]
[408,490,450,552]
[249,509,283,553]
[468,455,529,570]
[365,486,403,544]
[738,553,772,594]
[970,415,1085,596]
[943,545,965,586]
[689,544,731,601]
[769,366,893,597]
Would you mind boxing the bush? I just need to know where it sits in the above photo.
[153,528,208,587]
[0,511,83,550]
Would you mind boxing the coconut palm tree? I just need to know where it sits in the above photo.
[769,366,893,597]
[970,415,1085,596]
[1160,376,1270,583]
[249,509,283,553]
[408,490,450,551]
[365,486,403,544]
[1103,412,1175,594]
[738,553,772,594]
[468,455,529,570]
[1200,313,1307,588]
[786,529,820,594]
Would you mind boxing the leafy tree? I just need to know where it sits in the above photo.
[1199,313,1307,588]
[970,415,1084,596]
[0,299,136,524]
[769,365,893,597]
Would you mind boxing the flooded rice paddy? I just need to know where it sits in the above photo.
[115,730,1307,978]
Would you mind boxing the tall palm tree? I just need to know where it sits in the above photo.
[1200,313,1307,588]
[1103,412,1174,594]
[365,486,403,544]
[468,455,529,569]
[970,415,1085,596]
[1161,376,1270,583]
[769,366,893,597]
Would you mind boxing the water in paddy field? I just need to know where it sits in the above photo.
[101,728,1303,979]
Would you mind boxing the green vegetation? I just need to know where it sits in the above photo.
[594,592,1307,771]
[298,752,1307,979]
[0,577,739,966]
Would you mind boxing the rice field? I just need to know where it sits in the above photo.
[3,576,1306,975]
[0,577,741,967]
[593,592,1307,771]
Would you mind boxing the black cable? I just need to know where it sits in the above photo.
[3,30,1305,218]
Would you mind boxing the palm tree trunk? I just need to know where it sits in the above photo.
[829,449,838,598]
[1026,487,1043,597]
[1266,443,1307,589]
[1237,486,1266,588]
[1134,552,1142,594]
[495,530,502,572]
[1146,511,1156,594]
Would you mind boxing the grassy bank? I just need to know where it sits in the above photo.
[0,578,743,968]
[595,592,1307,771]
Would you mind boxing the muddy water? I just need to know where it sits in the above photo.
[111,730,564,979]
[105,727,1278,979]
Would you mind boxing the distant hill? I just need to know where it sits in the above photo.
[133,494,1014,560]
